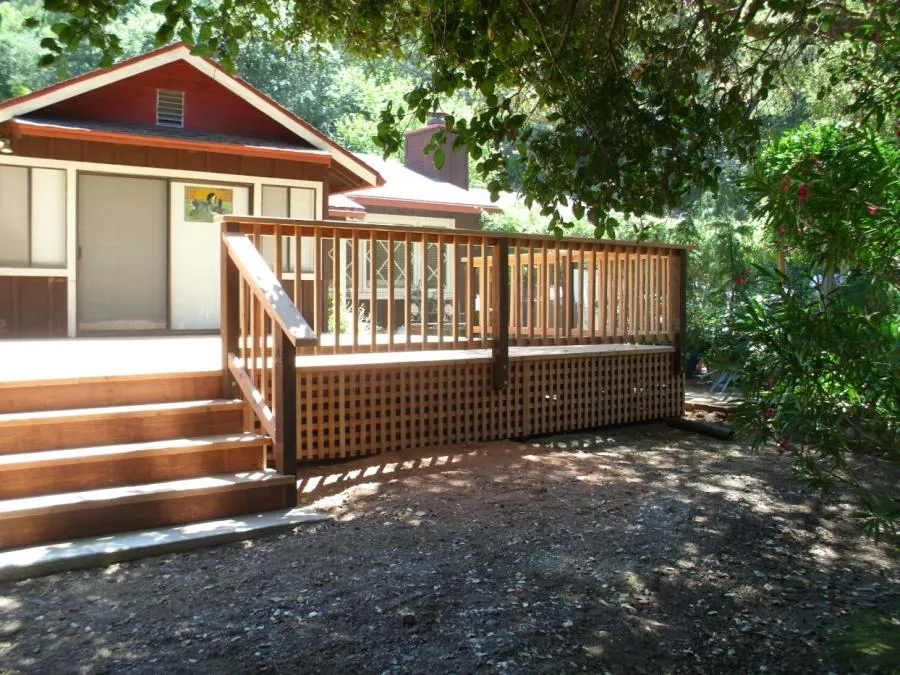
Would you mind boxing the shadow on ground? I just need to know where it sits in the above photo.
[1,423,896,674]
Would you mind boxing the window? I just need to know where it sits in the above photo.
[260,185,317,274]
[0,165,66,268]
[156,89,184,127]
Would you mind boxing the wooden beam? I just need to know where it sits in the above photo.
[273,331,298,500]
[670,249,687,375]
[220,221,241,397]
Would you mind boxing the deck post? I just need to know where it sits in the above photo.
[220,220,241,398]
[492,236,510,391]
[670,249,687,375]
[273,330,298,504]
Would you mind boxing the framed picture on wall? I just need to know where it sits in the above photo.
[184,186,234,222]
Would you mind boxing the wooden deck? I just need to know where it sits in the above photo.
[0,218,686,550]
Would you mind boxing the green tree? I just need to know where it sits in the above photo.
[23,0,897,235]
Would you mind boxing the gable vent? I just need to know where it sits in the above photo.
[156,89,184,127]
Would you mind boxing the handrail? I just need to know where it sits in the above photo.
[219,215,692,252]
[222,232,317,346]
[220,225,318,501]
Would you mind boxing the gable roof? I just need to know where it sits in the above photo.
[338,153,502,215]
[0,42,381,189]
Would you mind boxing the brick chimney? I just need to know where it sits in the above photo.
[404,115,469,189]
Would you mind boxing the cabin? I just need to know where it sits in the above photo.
[0,44,687,554]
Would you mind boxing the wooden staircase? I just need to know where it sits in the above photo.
[0,372,296,550]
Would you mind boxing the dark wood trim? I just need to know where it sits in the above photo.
[11,119,333,165]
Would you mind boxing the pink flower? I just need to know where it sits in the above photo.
[777,437,790,455]
[780,174,792,192]
[797,184,809,201]
[735,276,746,285]
[867,204,879,216]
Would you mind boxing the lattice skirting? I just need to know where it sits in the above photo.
[295,350,683,461]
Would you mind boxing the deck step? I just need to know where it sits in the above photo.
[0,471,296,550]
[0,433,269,500]
[0,399,245,453]
[0,372,223,415]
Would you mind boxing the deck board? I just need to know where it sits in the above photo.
[0,336,673,381]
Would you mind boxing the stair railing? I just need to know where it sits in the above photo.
[220,222,317,488]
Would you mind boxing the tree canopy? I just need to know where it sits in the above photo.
[19,0,897,236]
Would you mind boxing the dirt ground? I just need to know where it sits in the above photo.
[1,423,897,674]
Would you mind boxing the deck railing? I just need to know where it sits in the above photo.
[220,225,317,492]
[219,216,687,362]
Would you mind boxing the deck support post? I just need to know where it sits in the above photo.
[492,237,510,391]
[670,249,687,376]
[273,330,298,505]
[220,220,241,398]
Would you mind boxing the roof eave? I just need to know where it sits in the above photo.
[350,194,502,215]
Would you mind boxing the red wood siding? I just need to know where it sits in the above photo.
[0,277,67,338]
[28,61,301,145]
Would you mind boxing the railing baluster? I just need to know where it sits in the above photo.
[274,223,283,283]
[600,248,608,341]
[294,232,302,319]
[564,241,572,341]
[387,232,395,350]
[541,240,549,343]
[466,238,474,346]
[634,249,640,343]
[662,253,670,338]
[528,243,535,343]
[636,248,643,340]
[332,231,341,354]
[437,234,445,348]
[351,230,359,350]
[576,243,584,341]
[480,235,489,345]
[451,236,459,349]
[404,232,411,348]
[611,250,620,340]
[370,230,377,352]
[313,228,321,353]
[588,245,597,340]
[420,235,428,350]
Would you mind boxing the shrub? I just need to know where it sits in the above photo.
[734,123,899,536]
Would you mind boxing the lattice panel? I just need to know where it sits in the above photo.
[296,351,683,461]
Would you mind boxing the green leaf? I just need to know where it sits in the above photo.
[432,147,445,170]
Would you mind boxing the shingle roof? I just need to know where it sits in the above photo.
[338,153,502,213]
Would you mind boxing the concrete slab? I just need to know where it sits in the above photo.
[0,508,330,582]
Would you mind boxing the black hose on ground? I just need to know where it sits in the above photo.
[667,417,735,440]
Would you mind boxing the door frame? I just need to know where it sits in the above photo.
[75,171,170,335]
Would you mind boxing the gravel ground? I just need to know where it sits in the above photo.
[1,422,896,674]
